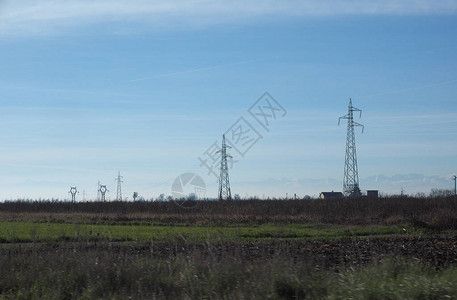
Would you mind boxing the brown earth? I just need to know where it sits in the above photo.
[4,236,457,270]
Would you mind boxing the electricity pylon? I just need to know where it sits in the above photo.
[99,185,108,202]
[452,175,456,196]
[115,171,123,201]
[339,98,364,197]
[217,134,232,200]
[97,181,101,201]
[69,187,78,202]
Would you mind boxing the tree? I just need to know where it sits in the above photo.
[430,189,453,198]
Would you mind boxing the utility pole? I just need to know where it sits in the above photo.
[339,98,364,197]
[115,171,123,201]
[69,187,78,202]
[217,134,232,200]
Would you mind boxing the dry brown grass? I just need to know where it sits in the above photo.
[1,196,456,227]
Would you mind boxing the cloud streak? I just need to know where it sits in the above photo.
[129,58,270,82]
[356,78,457,98]
[1,0,456,37]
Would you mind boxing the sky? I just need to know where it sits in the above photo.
[0,0,456,200]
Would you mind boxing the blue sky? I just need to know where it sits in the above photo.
[0,1,456,199]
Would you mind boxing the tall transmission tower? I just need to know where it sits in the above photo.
[97,181,101,201]
[115,171,123,201]
[217,134,232,200]
[452,175,456,196]
[69,187,78,202]
[99,185,108,202]
[339,98,364,197]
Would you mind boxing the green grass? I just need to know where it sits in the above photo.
[1,248,457,299]
[328,258,457,299]
[0,221,409,243]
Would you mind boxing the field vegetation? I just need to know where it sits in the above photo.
[1,196,457,299]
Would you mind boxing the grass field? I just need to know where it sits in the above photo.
[1,197,457,299]
[0,221,407,243]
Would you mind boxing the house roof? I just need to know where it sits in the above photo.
[319,192,344,197]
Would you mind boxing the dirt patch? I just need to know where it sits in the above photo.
[5,236,456,270]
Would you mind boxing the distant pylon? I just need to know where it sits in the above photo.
[452,175,456,196]
[115,171,123,201]
[69,187,78,202]
[99,185,108,202]
[339,98,364,197]
[97,181,101,201]
[217,134,232,200]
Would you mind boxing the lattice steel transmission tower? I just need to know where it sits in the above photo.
[452,175,456,196]
[97,181,101,201]
[99,185,108,202]
[339,98,364,197]
[115,171,123,201]
[69,187,78,202]
[217,134,232,200]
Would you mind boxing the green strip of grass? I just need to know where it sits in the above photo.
[0,221,408,243]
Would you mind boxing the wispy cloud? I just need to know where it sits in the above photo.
[356,78,457,98]
[368,112,457,128]
[129,58,271,82]
[1,0,456,37]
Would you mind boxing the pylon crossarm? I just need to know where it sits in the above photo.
[338,115,349,125]
[353,122,364,133]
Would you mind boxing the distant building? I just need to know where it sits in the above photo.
[319,191,344,199]
[366,190,379,198]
